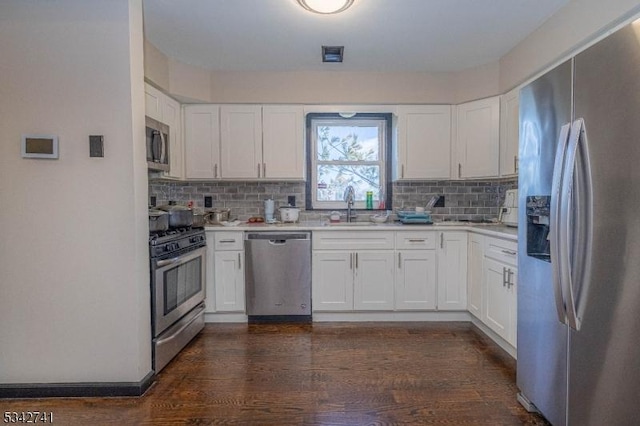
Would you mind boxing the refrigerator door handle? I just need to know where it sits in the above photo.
[559,118,594,331]
[550,122,572,325]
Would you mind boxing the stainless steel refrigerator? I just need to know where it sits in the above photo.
[517,20,640,426]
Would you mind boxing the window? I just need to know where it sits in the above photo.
[306,113,392,210]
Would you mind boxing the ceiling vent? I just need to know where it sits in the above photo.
[322,46,344,63]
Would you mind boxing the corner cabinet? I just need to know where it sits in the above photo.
[184,104,221,179]
[500,88,519,177]
[467,232,484,319]
[454,96,500,179]
[396,105,452,180]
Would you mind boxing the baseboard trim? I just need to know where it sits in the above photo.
[0,371,155,399]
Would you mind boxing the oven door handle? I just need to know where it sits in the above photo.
[155,303,206,346]
[157,257,181,267]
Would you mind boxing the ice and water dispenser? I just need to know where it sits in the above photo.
[526,196,551,262]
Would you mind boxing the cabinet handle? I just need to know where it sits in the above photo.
[458,163,462,178]
[408,239,425,243]
[214,163,218,178]
[219,239,235,243]
[401,164,405,179]
[514,156,519,174]
[501,249,517,256]
[238,253,241,269]
[355,252,359,269]
[502,267,507,287]
[257,163,261,178]
[263,163,266,177]
[440,233,444,249]
[398,252,402,268]
[350,253,353,270]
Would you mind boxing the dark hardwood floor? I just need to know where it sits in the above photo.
[2,322,549,425]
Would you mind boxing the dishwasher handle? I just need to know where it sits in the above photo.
[245,232,310,241]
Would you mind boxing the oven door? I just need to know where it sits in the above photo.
[152,246,206,336]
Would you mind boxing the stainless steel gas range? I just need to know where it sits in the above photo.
[149,227,206,372]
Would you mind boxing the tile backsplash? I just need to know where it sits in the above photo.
[149,178,517,222]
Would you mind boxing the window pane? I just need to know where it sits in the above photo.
[316,164,380,202]
[316,125,379,161]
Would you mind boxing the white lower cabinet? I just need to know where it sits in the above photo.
[395,250,437,310]
[479,236,518,348]
[312,231,394,312]
[206,231,245,313]
[353,251,395,310]
[395,231,437,310]
[311,251,354,311]
[467,233,484,319]
[436,231,468,310]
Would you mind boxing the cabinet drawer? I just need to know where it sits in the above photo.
[214,231,244,251]
[395,231,436,250]
[313,231,394,251]
[484,237,517,266]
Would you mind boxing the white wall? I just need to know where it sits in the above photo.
[500,0,640,91]
[0,0,151,384]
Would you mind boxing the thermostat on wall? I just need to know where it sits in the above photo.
[21,134,59,159]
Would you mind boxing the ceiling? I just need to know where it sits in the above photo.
[143,0,570,73]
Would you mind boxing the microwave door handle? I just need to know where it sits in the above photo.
[159,131,166,163]
[550,122,572,325]
[152,131,161,163]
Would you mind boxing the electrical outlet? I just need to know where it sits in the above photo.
[287,195,296,206]
[434,195,445,207]
[150,196,157,207]
[204,196,213,208]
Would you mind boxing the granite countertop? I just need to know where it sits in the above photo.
[204,221,518,240]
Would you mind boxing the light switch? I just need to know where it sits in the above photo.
[89,135,104,158]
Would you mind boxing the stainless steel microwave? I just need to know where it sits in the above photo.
[146,116,170,172]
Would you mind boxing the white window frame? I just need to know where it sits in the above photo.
[310,117,387,210]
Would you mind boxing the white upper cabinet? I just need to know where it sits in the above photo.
[500,88,519,177]
[144,83,162,122]
[162,96,183,179]
[262,105,305,179]
[184,104,221,179]
[144,83,184,179]
[455,96,500,179]
[220,105,263,179]
[396,105,452,180]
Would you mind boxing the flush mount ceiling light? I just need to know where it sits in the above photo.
[297,0,355,14]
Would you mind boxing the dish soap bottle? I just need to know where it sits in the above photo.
[366,191,373,210]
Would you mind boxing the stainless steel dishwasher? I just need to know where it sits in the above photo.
[244,232,311,322]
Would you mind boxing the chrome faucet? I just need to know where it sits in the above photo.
[343,185,355,222]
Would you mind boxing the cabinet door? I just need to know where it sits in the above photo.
[467,233,484,319]
[214,251,245,312]
[354,251,395,311]
[483,258,510,341]
[204,232,216,313]
[184,105,220,179]
[262,105,304,179]
[220,105,263,178]
[396,105,451,179]
[162,96,183,179]
[144,83,162,122]
[437,231,468,310]
[500,89,519,176]
[395,250,437,310]
[312,251,353,311]
[456,97,500,178]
